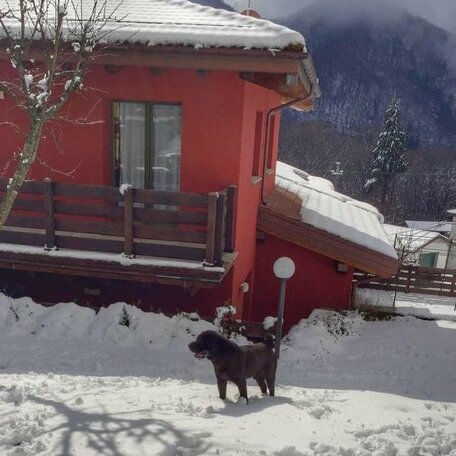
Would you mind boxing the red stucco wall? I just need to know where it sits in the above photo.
[0,62,281,319]
[251,234,354,331]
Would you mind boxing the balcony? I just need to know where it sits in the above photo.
[0,179,237,287]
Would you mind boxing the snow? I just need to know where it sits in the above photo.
[1,293,456,455]
[0,0,305,52]
[119,183,132,195]
[276,162,397,258]
[23,73,33,91]
[383,223,441,251]
[405,220,453,234]
[356,288,456,321]
[263,316,277,330]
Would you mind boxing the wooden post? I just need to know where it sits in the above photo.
[205,192,218,266]
[44,178,56,250]
[224,185,237,253]
[214,192,226,265]
[123,186,134,257]
[405,265,412,293]
[450,272,455,296]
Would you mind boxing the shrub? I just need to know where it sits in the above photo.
[9,304,19,322]
[119,306,131,328]
[214,303,244,338]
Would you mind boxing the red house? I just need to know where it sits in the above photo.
[0,0,397,328]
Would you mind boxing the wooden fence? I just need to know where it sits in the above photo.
[354,265,456,297]
[0,179,237,266]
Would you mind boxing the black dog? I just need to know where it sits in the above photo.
[188,330,276,403]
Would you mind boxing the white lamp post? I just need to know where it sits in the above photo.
[273,257,295,359]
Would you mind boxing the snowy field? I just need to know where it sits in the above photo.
[1,293,456,455]
[357,288,456,321]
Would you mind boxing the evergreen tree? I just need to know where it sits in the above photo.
[364,95,407,217]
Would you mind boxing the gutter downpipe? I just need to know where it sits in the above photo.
[260,84,314,205]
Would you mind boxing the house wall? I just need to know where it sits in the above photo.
[250,233,354,331]
[448,249,456,270]
[0,62,281,319]
[421,238,452,269]
[226,81,281,315]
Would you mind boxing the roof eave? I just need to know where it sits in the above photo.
[258,205,399,277]
[99,43,309,74]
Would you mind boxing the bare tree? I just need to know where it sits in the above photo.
[0,0,120,226]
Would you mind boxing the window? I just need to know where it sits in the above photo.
[419,252,437,268]
[252,111,264,177]
[113,101,181,191]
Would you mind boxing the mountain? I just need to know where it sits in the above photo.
[192,0,456,149]
[283,0,456,148]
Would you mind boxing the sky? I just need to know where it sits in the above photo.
[224,0,456,32]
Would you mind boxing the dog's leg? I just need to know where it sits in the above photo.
[265,363,277,397]
[235,378,248,404]
[216,376,227,400]
[254,376,268,395]
[265,377,275,397]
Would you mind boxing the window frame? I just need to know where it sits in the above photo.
[252,111,264,179]
[266,114,276,171]
[111,100,182,190]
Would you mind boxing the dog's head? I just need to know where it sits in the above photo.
[188,330,226,360]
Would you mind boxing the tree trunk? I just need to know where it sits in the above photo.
[380,178,389,216]
[0,116,44,227]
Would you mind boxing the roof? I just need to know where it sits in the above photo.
[405,220,452,233]
[258,162,398,277]
[0,0,320,109]
[275,162,396,258]
[383,224,441,252]
[384,224,455,253]
[0,0,305,51]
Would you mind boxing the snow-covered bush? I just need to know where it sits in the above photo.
[263,316,277,331]
[119,306,132,328]
[214,304,244,338]
[315,311,356,339]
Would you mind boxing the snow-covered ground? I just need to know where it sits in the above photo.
[357,288,456,321]
[1,293,456,455]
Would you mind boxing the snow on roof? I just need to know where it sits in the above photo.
[275,161,397,258]
[383,224,441,252]
[405,220,452,233]
[0,0,305,51]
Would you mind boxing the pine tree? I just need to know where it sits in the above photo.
[364,95,407,217]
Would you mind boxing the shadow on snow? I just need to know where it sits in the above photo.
[29,395,211,456]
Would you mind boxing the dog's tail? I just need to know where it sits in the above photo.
[263,334,275,349]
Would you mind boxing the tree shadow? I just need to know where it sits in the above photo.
[29,395,211,456]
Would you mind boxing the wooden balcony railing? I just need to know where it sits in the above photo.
[0,179,237,266]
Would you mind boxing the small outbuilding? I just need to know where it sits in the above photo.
[250,162,398,330]
[384,224,456,269]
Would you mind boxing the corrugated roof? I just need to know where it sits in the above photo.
[383,224,441,252]
[0,0,305,51]
[273,162,397,259]
[405,220,452,233]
